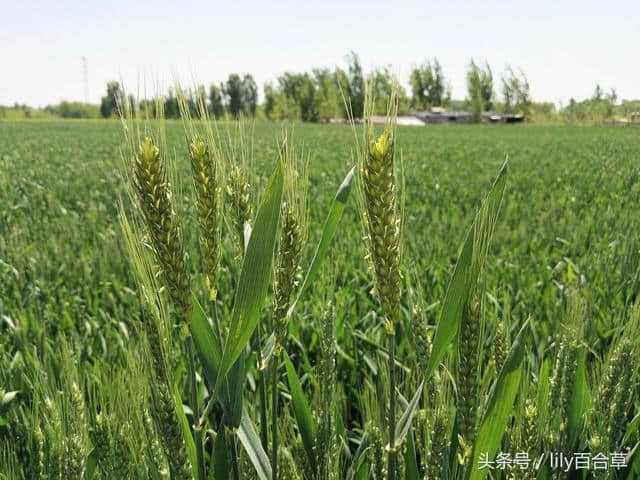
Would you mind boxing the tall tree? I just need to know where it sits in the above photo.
[298,74,318,122]
[467,60,494,120]
[409,58,447,109]
[478,62,494,111]
[517,69,531,117]
[242,74,258,117]
[225,74,245,118]
[263,82,277,120]
[164,88,179,118]
[409,67,426,108]
[426,59,446,107]
[593,84,604,101]
[100,81,122,118]
[277,72,318,122]
[370,67,394,114]
[209,83,225,118]
[313,68,339,121]
[502,66,531,117]
[501,71,515,113]
[346,51,365,118]
[466,60,484,122]
[334,67,352,119]
[278,72,304,119]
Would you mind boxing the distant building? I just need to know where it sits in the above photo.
[331,107,526,126]
[414,108,471,124]
[414,108,525,124]
[482,112,525,123]
[369,115,425,126]
[605,114,640,126]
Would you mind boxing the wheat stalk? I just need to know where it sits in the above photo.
[358,81,402,480]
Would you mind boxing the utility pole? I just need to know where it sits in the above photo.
[82,56,89,103]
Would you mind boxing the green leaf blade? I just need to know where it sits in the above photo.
[568,346,590,445]
[426,161,508,379]
[404,429,420,480]
[216,161,285,394]
[191,295,222,389]
[389,381,424,450]
[468,320,527,480]
[284,352,317,471]
[237,409,273,480]
[174,386,200,480]
[212,428,229,480]
[287,165,356,318]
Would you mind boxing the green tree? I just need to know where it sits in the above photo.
[334,67,352,119]
[225,74,245,118]
[593,84,604,101]
[427,59,446,107]
[164,88,179,118]
[466,61,484,122]
[501,71,515,113]
[479,62,494,111]
[313,68,340,121]
[263,82,277,120]
[277,72,303,119]
[409,67,426,108]
[183,85,205,116]
[209,83,225,118]
[277,72,318,122]
[502,66,531,117]
[517,69,531,117]
[242,74,258,117]
[100,81,122,118]
[370,68,394,114]
[346,51,365,118]
[410,59,447,109]
[298,74,318,122]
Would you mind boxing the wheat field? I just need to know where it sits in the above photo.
[1,99,639,480]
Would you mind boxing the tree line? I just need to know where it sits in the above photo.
[98,53,535,122]
[11,52,628,124]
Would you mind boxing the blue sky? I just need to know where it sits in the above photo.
[2,0,638,107]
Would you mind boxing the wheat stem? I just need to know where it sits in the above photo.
[185,337,206,480]
[271,360,279,480]
[388,332,397,480]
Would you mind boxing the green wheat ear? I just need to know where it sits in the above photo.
[131,136,191,324]
[188,134,221,300]
[457,298,481,447]
[273,205,303,351]
[273,134,308,355]
[361,123,401,333]
[118,206,190,479]
[315,301,337,478]
[176,83,223,300]
[226,164,253,252]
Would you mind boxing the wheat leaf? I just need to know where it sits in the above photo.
[426,160,508,379]
[216,161,284,394]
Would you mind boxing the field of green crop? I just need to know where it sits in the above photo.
[1,119,639,479]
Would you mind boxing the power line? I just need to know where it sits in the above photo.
[82,56,89,103]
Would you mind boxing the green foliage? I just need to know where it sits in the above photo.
[46,101,100,119]
[501,66,530,117]
[410,58,449,109]
[466,60,493,121]
[215,161,284,393]
[225,74,245,118]
[2,118,640,479]
[208,83,225,118]
[346,51,365,118]
[100,80,122,118]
